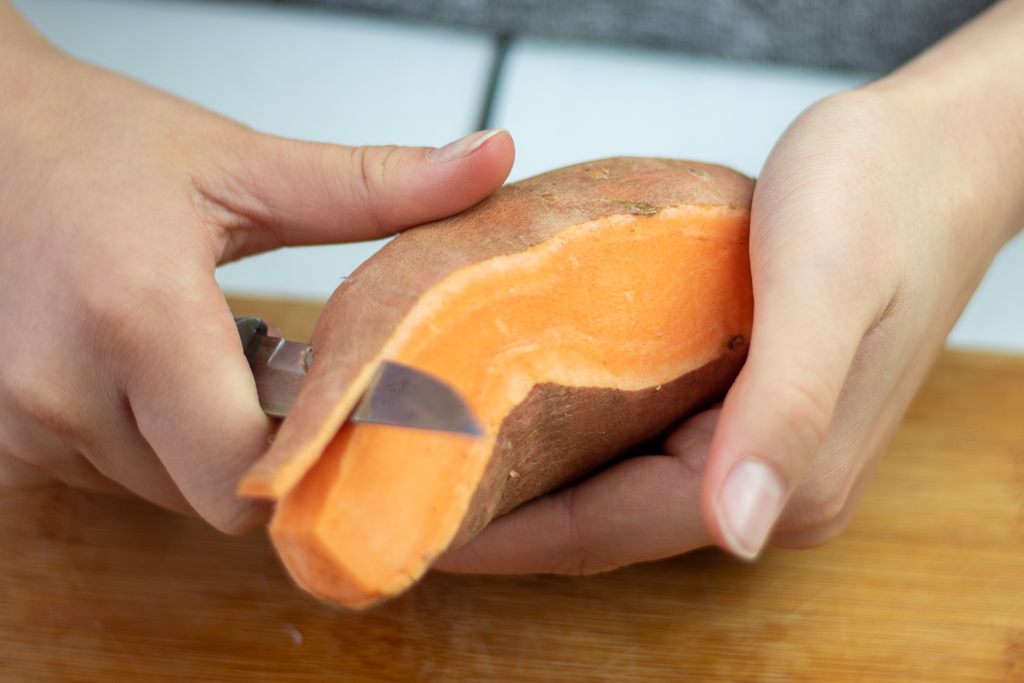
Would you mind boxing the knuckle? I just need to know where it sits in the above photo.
[785,472,853,531]
[355,146,377,208]
[83,277,160,348]
[776,506,855,548]
[555,490,622,576]
[351,145,402,234]
[814,512,855,544]
[806,487,849,529]
[78,278,176,384]
[555,490,588,574]
[770,369,836,451]
[2,367,87,449]
[665,418,717,476]
[315,143,410,239]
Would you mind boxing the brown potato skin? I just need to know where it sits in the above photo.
[455,343,748,548]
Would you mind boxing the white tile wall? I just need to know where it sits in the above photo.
[948,231,1024,351]
[13,0,495,299]
[493,39,870,181]
[11,0,1024,350]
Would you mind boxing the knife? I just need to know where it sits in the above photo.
[234,316,481,436]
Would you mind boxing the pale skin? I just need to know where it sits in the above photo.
[1,0,1023,578]
[439,0,1024,571]
[0,0,515,532]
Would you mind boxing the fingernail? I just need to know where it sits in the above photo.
[429,129,506,163]
[716,460,785,560]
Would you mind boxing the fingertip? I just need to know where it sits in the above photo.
[427,128,513,165]
[419,128,515,204]
[347,128,513,240]
[699,370,793,560]
[124,290,278,534]
[695,270,868,558]
[210,496,273,535]
[711,458,787,560]
[697,324,852,559]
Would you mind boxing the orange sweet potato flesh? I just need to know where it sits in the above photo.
[239,157,755,608]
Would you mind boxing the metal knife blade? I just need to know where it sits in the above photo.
[352,360,483,436]
[245,331,312,418]
[234,316,481,436]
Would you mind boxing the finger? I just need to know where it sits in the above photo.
[766,315,927,550]
[434,408,719,575]
[768,457,877,549]
[212,128,515,260]
[0,404,129,495]
[0,322,200,515]
[83,404,198,516]
[700,203,886,560]
[124,274,273,533]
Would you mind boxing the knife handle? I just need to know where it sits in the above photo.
[234,316,267,366]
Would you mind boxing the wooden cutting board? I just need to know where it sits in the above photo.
[1,296,1022,682]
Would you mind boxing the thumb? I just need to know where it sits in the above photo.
[701,241,882,560]
[213,128,515,262]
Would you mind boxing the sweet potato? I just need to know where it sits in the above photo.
[239,157,755,608]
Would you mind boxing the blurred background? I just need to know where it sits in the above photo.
[12,0,1024,350]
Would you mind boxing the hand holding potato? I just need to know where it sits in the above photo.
[437,0,1024,572]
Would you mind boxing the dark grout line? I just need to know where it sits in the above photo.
[476,34,513,132]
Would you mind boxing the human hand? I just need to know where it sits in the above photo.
[436,0,1024,573]
[0,3,514,533]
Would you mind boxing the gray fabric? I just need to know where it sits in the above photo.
[295,0,995,72]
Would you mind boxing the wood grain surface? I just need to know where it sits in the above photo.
[1,297,1022,682]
